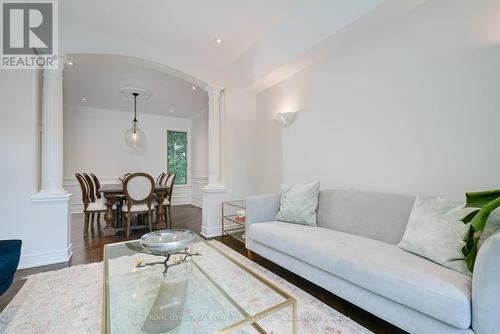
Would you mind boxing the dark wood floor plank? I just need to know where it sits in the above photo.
[0,204,405,333]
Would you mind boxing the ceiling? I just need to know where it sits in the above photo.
[63,56,208,118]
[59,0,299,68]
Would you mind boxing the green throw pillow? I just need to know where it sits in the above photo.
[275,182,320,226]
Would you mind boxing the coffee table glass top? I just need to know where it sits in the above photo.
[102,234,296,333]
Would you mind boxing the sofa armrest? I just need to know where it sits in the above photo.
[245,194,281,242]
[472,232,500,334]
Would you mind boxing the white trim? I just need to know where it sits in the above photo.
[202,184,228,193]
[31,192,72,203]
[71,203,84,214]
[192,176,208,208]
[18,243,73,269]
[201,225,222,238]
[201,221,241,239]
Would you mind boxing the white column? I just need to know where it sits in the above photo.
[29,57,72,268]
[204,85,226,191]
[40,57,65,194]
[201,84,227,238]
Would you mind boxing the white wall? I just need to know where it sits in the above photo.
[0,71,72,268]
[190,109,209,207]
[64,105,193,211]
[256,0,500,200]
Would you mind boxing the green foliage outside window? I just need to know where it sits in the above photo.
[167,131,187,185]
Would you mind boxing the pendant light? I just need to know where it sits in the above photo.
[124,92,145,147]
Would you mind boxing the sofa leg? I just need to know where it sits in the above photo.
[246,249,255,260]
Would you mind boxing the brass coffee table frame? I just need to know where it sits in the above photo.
[102,237,297,334]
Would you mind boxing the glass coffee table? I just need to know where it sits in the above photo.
[102,234,296,333]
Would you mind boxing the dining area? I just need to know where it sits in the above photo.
[75,172,176,237]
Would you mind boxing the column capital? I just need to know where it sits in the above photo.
[204,84,224,98]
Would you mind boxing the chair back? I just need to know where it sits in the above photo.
[119,173,132,183]
[83,173,96,202]
[90,173,101,199]
[156,172,165,184]
[75,173,90,209]
[123,173,155,209]
[164,173,176,202]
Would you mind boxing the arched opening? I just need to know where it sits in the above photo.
[62,53,210,239]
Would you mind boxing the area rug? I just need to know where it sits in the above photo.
[0,241,372,334]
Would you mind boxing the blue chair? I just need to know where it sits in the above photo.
[0,240,22,295]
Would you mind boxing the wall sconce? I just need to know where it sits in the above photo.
[274,111,297,127]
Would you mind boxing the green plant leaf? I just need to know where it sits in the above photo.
[461,195,500,272]
[465,190,500,208]
[461,210,479,224]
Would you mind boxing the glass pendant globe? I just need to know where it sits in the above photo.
[124,122,145,147]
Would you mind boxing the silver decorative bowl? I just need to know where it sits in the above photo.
[140,229,195,255]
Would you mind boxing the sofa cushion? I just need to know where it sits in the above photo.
[275,182,320,226]
[317,190,415,244]
[398,195,475,275]
[248,222,472,329]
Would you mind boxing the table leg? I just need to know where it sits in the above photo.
[157,192,166,227]
[103,196,115,235]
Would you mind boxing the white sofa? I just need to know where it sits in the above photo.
[245,190,500,334]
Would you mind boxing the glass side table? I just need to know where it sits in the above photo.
[221,200,246,243]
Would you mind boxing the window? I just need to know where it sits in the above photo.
[167,130,188,185]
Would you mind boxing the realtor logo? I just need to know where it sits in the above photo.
[1,0,58,69]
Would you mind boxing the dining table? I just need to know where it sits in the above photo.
[99,183,170,235]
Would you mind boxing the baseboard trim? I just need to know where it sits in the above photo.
[201,222,240,239]
[18,243,73,269]
[201,225,222,238]
[191,198,202,208]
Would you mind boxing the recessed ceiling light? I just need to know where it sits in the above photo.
[67,61,75,66]
[170,108,174,113]
[192,85,196,90]
[214,38,223,44]
[81,98,86,102]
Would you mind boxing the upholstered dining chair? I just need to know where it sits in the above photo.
[90,173,101,199]
[84,172,106,226]
[123,173,155,238]
[83,173,96,202]
[156,172,166,184]
[158,172,176,228]
[119,173,131,183]
[75,173,108,234]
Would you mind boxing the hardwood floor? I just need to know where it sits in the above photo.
[0,205,406,334]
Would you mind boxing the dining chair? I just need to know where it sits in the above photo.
[158,172,176,228]
[156,172,166,184]
[90,173,101,199]
[119,173,131,183]
[123,172,155,238]
[75,173,108,234]
[83,173,104,226]
[83,173,96,202]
